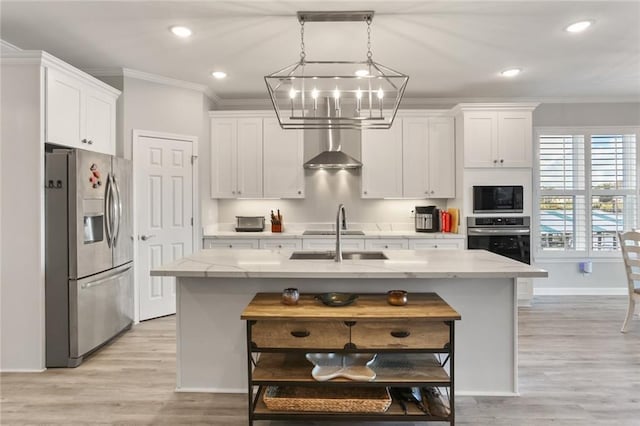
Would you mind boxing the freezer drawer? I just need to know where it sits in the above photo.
[70,263,133,358]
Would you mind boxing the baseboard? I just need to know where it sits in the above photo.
[175,386,246,393]
[0,368,46,373]
[534,287,627,296]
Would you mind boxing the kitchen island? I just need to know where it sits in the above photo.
[151,249,547,396]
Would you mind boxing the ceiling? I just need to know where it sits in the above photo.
[2,1,639,103]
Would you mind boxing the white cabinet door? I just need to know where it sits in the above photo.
[84,85,116,155]
[409,238,465,250]
[402,117,429,198]
[204,238,259,249]
[302,238,365,250]
[428,117,455,198]
[361,125,403,198]
[236,118,263,198]
[364,239,409,250]
[46,68,83,149]
[211,119,237,198]
[463,111,498,168]
[263,118,304,198]
[497,111,532,167]
[259,239,302,250]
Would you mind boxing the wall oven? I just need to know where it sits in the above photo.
[467,216,530,264]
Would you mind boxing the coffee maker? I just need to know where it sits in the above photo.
[415,206,440,233]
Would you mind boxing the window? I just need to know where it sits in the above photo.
[536,128,639,257]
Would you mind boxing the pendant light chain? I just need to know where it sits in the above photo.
[299,19,306,62]
[366,17,373,60]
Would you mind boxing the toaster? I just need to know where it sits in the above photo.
[235,216,265,232]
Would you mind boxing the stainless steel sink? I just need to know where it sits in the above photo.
[290,251,388,260]
[302,230,365,236]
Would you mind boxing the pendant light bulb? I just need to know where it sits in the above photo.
[311,88,319,99]
[289,88,296,99]
[356,88,363,99]
[333,87,341,99]
[377,88,384,99]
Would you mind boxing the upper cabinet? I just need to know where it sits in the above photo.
[456,104,537,168]
[210,113,305,199]
[362,113,455,199]
[211,117,263,198]
[46,67,118,155]
[263,118,304,198]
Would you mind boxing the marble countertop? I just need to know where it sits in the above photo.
[151,249,548,279]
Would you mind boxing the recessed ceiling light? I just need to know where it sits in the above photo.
[170,26,192,38]
[565,20,593,33]
[211,71,227,79]
[500,68,521,77]
[355,69,369,77]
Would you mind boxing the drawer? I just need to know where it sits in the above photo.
[259,239,302,250]
[350,320,450,350]
[364,238,409,250]
[250,320,350,350]
[203,238,259,249]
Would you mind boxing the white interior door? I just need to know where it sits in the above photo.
[135,135,194,321]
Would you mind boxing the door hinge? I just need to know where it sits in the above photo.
[191,217,194,226]
[191,155,197,165]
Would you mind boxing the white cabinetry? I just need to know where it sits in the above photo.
[403,116,455,198]
[46,67,117,155]
[361,123,403,198]
[458,105,536,168]
[302,238,365,251]
[259,239,302,250]
[409,238,465,250]
[204,238,259,249]
[362,112,455,199]
[211,118,263,198]
[263,118,304,198]
[364,239,409,250]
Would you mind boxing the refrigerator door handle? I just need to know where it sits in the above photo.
[112,175,123,247]
[104,174,113,248]
[80,264,133,289]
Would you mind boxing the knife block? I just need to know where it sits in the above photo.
[271,224,282,233]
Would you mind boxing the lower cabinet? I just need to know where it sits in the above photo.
[259,239,302,250]
[242,293,459,425]
[302,238,366,251]
[203,238,259,249]
[408,238,465,250]
[365,239,410,250]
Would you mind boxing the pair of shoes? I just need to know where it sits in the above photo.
[421,387,451,417]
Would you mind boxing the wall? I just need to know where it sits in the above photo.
[532,102,640,293]
[1,64,46,371]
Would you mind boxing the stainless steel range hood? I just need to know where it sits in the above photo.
[303,98,362,169]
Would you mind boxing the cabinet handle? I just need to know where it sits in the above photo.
[390,330,411,338]
[290,330,310,338]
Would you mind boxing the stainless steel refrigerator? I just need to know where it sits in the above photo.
[45,148,133,367]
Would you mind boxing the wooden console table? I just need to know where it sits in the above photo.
[241,292,461,425]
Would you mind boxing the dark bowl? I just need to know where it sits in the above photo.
[315,292,359,307]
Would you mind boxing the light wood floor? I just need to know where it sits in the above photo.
[1,297,639,425]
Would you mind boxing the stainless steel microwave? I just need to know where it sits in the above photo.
[473,185,523,213]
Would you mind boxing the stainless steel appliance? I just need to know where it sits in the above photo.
[473,185,523,214]
[235,216,265,232]
[415,206,440,233]
[45,148,133,367]
[467,216,530,264]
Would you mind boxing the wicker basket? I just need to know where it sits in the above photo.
[263,385,391,413]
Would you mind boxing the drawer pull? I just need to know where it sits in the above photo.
[390,330,411,338]
[290,330,310,338]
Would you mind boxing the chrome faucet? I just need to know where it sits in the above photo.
[335,204,347,262]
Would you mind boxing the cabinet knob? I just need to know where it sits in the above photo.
[277,244,282,248]
[431,190,435,194]
[500,159,504,164]
[364,191,368,195]
[229,244,233,248]
[434,245,438,248]
[237,190,242,194]
[297,190,302,195]
[81,138,87,144]
[87,139,93,145]
[425,191,429,194]
[384,245,389,249]
[493,159,498,164]
[231,191,236,194]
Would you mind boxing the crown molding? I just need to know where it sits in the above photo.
[0,39,22,52]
